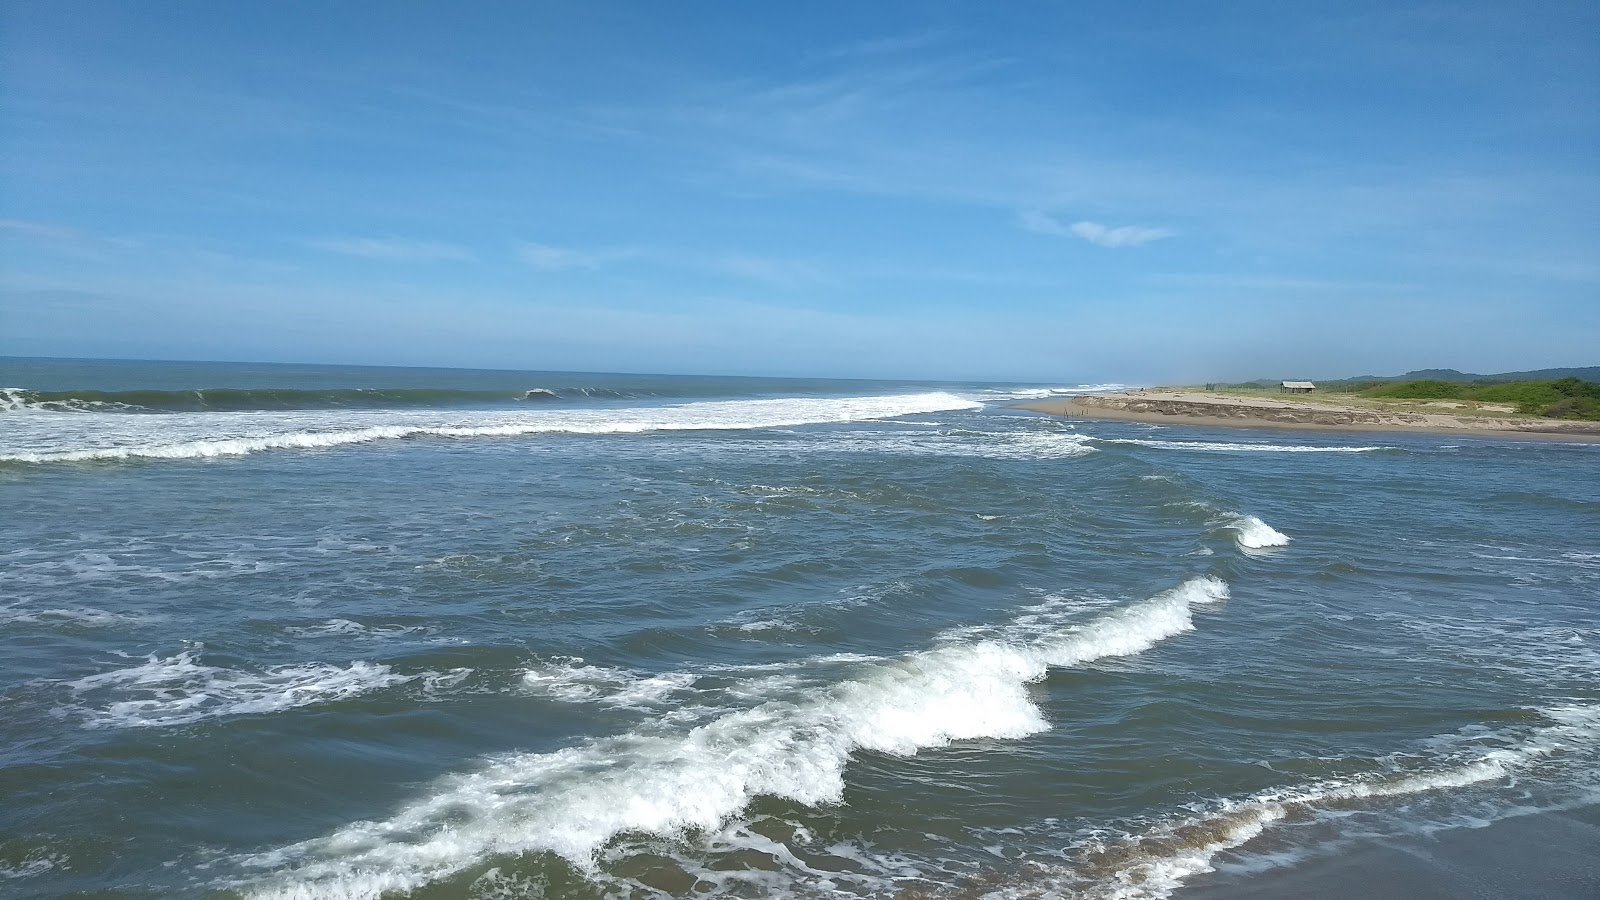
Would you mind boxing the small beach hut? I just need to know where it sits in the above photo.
[1280,381,1315,394]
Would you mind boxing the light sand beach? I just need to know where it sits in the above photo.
[1018,390,1600,441]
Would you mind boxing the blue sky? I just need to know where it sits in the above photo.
[2,1,1596,382]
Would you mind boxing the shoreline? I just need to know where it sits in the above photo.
[1016,391,1600,442]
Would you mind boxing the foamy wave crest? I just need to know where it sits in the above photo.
[1100,438,1387,453]
[1225,514,1292,552]
[1,392,982,463]
[1015,702,1600,900]
[229,576,1228,899]
[64,647,452,728]
[0,387,143,413]
[522,659,698,709]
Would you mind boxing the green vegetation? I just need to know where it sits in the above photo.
[1359,378,1600,420]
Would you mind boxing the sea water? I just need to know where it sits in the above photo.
[1,358,1596,898]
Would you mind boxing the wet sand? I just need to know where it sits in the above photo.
[1178,804,1600,899]
[1018,391,1600,442]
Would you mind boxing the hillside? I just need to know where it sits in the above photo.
[1324,366,1600,387]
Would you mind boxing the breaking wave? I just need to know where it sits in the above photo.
[1225,514,1292,552]
[227,576,1229,899]
[1,392,983,464]
[974,384,1129,402]
[0,386,646,413]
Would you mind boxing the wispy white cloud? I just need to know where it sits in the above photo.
[515,242,824,287]
[308,237,471,262]
[807,29,951,63]
[0,218,139,251]
[1019,211,1173,248]
[1146,272,1416,293]
[704,253,826,287]
[514,242,629,270]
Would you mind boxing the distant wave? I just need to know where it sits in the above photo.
[227,576,1229,899]
[0,392,984,464]
[972,383,1129,401]
[0,386,640,413]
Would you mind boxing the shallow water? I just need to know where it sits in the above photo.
[2,359,1596,898]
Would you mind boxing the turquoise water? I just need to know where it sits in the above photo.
[2,358,1597,898]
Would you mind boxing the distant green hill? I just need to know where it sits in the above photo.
[1320,366,1600,387]
[1231,367,1600,390]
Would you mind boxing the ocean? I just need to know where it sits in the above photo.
[2,357,1597,899]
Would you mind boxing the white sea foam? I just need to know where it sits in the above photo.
[0,392,983,463]
[733,619,803,632]
[230,576,1229,899]
[0,853,65,880]
[0,603,157,627]
[1225,514,1292,552]
[521,659,698,709]
[285,619,430,639]
[1099,438,1387,453]
[810,428,1097,460]
[64,647,444,728]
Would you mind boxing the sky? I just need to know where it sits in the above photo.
[2,1,1597,382]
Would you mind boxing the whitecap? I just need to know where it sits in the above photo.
[0,392,984,464]
[1224,514,1292,553]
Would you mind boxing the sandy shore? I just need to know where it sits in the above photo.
[1178,804,1600,899]
[1017,390,1600,441]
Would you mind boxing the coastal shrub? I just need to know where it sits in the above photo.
[1360,378,1600,420]
[1363,380,1464,400]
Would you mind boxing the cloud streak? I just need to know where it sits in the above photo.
[515,242,630,271]
[0,218,139,252]
[1019,211,1173,248]
[515,242,824,287]
[308,237,471,262]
